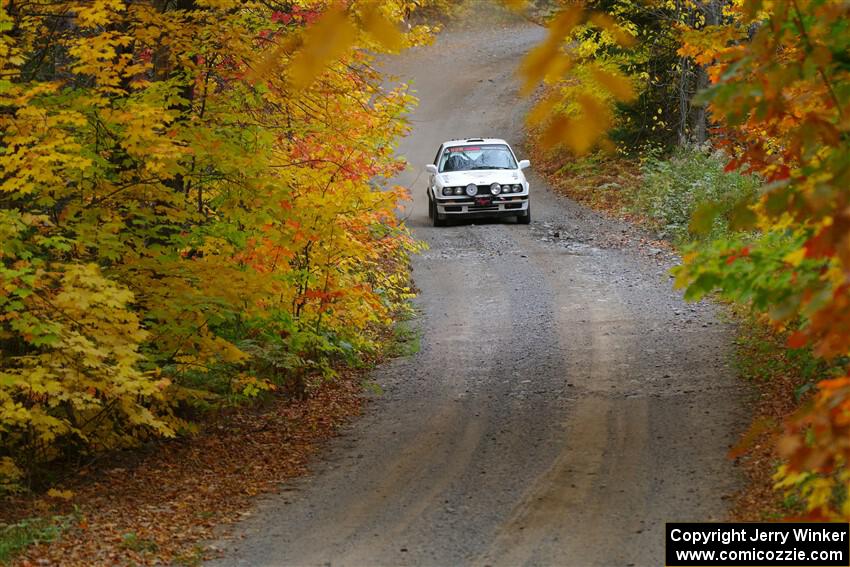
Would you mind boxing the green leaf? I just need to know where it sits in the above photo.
[689,201,721,236]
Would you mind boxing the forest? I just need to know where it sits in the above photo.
[0,0,429,487]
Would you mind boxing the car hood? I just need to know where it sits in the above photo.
[438,170,523,186]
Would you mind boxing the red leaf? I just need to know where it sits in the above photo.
[804,228,836,259]
[787,331,808,349]
[271,11,292,24]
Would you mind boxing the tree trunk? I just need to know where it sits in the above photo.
[692,0,722,145]
[677,55,691,145]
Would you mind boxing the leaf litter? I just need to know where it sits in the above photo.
[2,376,363,566]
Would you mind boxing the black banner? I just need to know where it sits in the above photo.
[666,523,850,566]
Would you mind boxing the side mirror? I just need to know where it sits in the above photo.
[518,160,531,170]
[425,164,438,174]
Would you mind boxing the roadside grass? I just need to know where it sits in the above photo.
[360,309,421,397]
[387,314,422,358]
[121,531,160,553]
[173,545,206,567]
[633,148,761,243]
[0,513,78,563]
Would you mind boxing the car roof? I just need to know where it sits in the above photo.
[442,138,509,148]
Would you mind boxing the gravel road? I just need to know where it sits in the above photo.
[210,5,745,566]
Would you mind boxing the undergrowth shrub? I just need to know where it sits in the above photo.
[634,147,761,242]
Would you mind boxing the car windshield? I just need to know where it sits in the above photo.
[438,144,517,172]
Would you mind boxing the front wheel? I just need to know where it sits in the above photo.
[429,197,446,227]
[517,204,531,224]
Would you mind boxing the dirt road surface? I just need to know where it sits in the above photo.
[210,6,744,566]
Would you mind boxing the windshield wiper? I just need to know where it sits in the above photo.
[470,166,511,170]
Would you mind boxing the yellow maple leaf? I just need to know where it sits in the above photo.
[360,2,404,52]
[47,488,75,500]
[589,66,636,102]
[501,0,529,11]
[589,12,636,47]
[289,7,357,92]
[784,247,807,267]
[518,6,583,95]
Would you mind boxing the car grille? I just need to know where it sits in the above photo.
[468,202,499,212]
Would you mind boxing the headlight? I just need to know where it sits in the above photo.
[442,187,452,196]
[454,187,463,195]
[465,183,477,197]
[490,183,501,195]
[514,184,522,192]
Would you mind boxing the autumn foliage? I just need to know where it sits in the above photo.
[0,0,430,487]
[4,0,850,525]
[672,0,850,518]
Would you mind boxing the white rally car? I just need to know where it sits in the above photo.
[425,138,531,226]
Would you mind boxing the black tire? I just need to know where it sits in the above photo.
[517,204,531,224]
[429,197,446,227]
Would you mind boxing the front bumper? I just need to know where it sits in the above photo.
[435,195,529,217]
